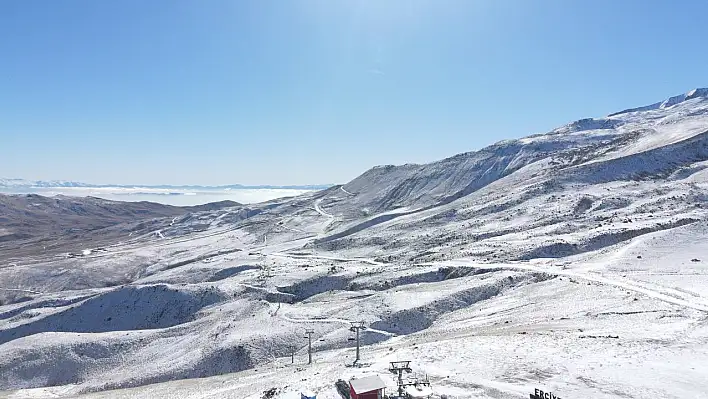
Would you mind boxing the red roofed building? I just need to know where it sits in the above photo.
[349,375,387,399]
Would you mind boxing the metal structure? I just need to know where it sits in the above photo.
[304,329,315,364]
[388,361,434,398]
[389,361,413,397]
[349,321,367,365]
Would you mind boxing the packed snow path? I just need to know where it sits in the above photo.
[427,260,708,313]
[313,199,334,219]
[269,252,385,266]
[0,287,42,295]
[277,312,397,337]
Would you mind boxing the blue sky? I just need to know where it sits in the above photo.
[1,0,706,185]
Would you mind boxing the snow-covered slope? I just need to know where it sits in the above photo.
[313,88,708,259]
[2,88,708,399]
[608,87,708,116]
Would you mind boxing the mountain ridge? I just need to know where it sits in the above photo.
[0,193,242,255]
[0,178,331,191]
[608,87,708,117]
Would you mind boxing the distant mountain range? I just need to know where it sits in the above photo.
[0,178,331,191]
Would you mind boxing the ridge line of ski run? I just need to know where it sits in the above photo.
[277,312,397,337]
[267,250,708,313]
[0,287,42,294]
[423,260,708,312]
[267,252,386,266]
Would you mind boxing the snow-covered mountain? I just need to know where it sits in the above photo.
[0,179,92,188]
[333,88,708,215]
[609,87,708,116]
[1,88,708,399]
[0,194,240,254]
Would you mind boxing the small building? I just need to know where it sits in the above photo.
[349,375,387,399]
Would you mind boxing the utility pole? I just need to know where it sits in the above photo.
[349,321,366,365]
[304,329,315,364]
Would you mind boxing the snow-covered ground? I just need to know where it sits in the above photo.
[2,89,708,399]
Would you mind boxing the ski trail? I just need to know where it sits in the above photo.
[279,225,309,234]
[169,217,178,227]
[209,211,233,228]
[280,314,351,324]
[427,260,708,312]
[314,199,333,218]
[235,282,273,293]
[359,325,397,337]
[0,287,42,294]
[279,313,396,336]
[81,225,245,260]
[313,198,336,235]
[276,217,308,234]
[269,252,385,266]
[340,186,355,196]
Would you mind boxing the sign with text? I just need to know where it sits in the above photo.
[530,388,562,399]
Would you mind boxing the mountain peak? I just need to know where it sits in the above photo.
[608,87,708,117]
[659,88,708,109]
[686,87,708,100]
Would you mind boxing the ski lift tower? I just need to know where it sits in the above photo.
[389,361,413,397]
[349,321,366,365]
[304,329,315,364]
